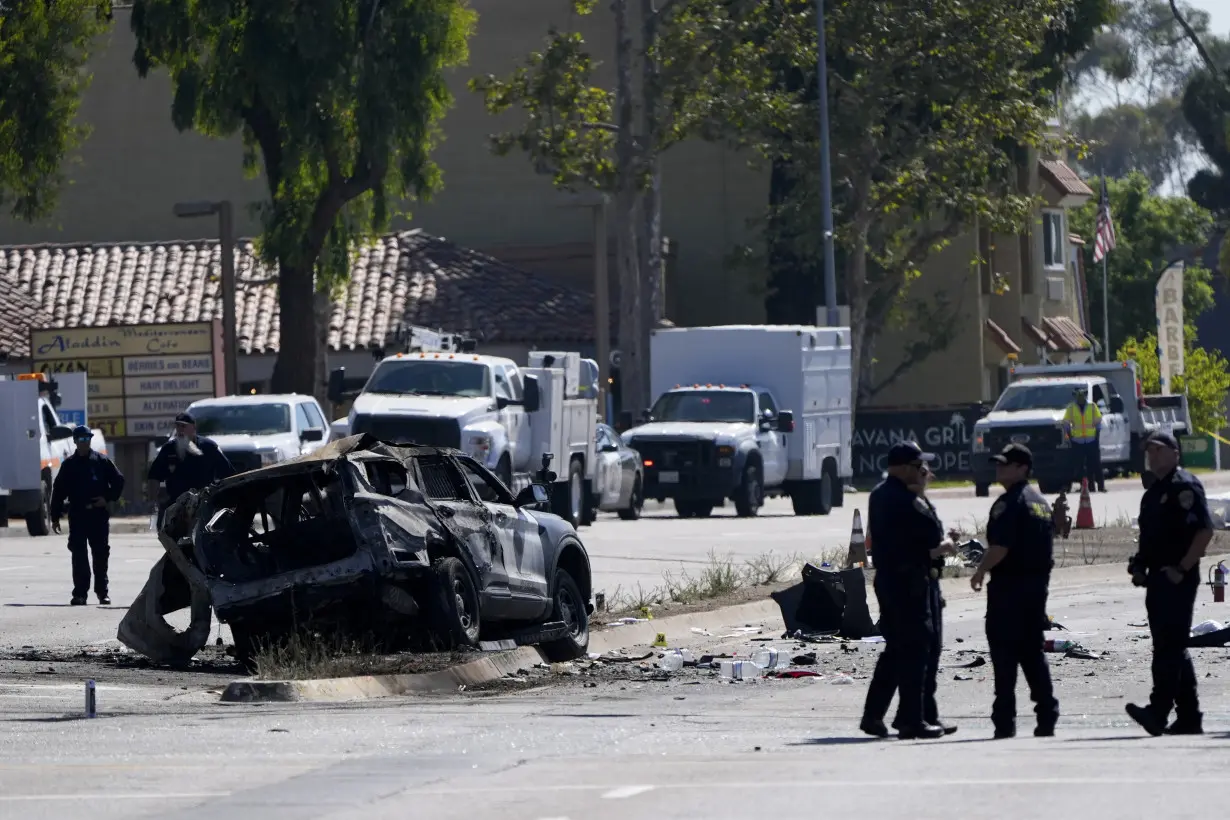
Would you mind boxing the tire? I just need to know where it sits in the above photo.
[496,455,513,491]
[1038,480,1067,495]
[550,458,585,528]
[734,461,764,517]
[817,468,834,516]
[675,499,713,518]
[617,475,643,520]
[26,480,51,537]
[542,567,590,661]
[427,557,481,649]
[230,623,259,672]
[975,483,990,498]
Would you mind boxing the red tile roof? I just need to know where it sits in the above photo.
[0,231,598,355]
[984,318,1021,355]
[0,277,53,358]
[1021,317,1059,351]
[1041,315,1092,352]
[1039,160,1094,198]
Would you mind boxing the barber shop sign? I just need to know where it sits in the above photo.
[852,407,982,480]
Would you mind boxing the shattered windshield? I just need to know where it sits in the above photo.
[994,384,1082,412]
[365,360,490,398]
[650,391,755,423]
[192,404,292,435]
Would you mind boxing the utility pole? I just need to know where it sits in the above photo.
[817,0,839,327]
[174,200,239,395]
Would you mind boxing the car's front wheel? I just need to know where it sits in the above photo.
[617,475,643,521]
[428,557,481,649]
[543,567,590,661]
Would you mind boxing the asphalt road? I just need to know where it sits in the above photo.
[4,471,1230,650]
[2,559,1230,819]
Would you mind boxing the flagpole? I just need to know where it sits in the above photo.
[1101,173,1110,362]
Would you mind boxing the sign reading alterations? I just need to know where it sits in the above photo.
[30,321,224,439]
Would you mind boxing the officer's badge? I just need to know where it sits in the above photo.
[1179,489,1195,510]
[990,499,1007,519]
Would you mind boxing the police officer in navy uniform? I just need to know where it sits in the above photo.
[911,461,958,735]
[1125,430,1214,736]
[970,443,1059,738]
[860,441,957,740]
[49,426,125,606]
[147,412,234,528]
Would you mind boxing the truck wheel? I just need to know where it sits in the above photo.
[817,468,834,516]
[617,476,643,521]
[551,458,585,529]
[542,567,590,661]
[427,557,481,649]
[975,483,990,498]
[734,462,764,517]
[26,479,51,537]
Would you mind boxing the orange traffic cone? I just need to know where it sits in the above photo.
[846,509,868,568]
[1075,478,1095,529]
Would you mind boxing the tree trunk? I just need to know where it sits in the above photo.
[639,0,663,407]
[270,266,321,397]
[613,0,645,416]
[844,223,870,416]
[314,285,333,412]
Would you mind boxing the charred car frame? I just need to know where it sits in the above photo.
[119,434,594,666]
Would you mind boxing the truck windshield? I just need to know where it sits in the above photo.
[995,384,1082,412]
[365,360,490,398]
[650,391,755,423]
[193,404,292,435]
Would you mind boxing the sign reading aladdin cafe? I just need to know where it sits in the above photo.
[30,321,224,439]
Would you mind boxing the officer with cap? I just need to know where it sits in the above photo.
[970,443,1059,738]
[49,426,125,605]
[860,441,957,740]
[147,412,234,528]
[1125,430,1213,736]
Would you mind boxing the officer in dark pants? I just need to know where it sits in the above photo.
[1125,430,1213,736]
[49,426,125,606]
[147,412,234,528]
[913,464,956,734]
[860,441,957,740]
[970,443,1059,738]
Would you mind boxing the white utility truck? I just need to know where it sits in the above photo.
[622,324,854,518]
[182,394,332,473]
[970,360,1191,495]
[328,335,598,528]
[0,373,110,535]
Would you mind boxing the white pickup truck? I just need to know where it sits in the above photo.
[0,374,110,535]
[970,361,1191,495]
[183,393,332,473]
[328,349,598,528]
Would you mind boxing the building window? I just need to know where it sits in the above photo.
[1042,210,1065,270]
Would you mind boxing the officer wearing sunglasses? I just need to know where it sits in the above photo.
[49,426,125,606]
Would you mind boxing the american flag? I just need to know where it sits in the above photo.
[1092,176,1116,263]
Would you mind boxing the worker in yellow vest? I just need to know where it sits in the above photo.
[1062,388,1104,493]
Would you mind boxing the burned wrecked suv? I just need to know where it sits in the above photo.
[119,434,594,665]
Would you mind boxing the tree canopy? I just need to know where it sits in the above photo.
[0,0,112,222]
[131,0,474,398]
[1119,329,1230,434]
[1068,171,1214,351]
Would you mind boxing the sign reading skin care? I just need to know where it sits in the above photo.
[851,407,981,479]
[1156,262,1185,396]
[31,321,223,440]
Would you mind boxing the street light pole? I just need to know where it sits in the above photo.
[816,0,839,327]
[173,200,239,395]
[593,202,611,423]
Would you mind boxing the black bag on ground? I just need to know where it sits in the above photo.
[771,563,877,638]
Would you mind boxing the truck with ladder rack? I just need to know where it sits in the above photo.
[970,360,1190,495]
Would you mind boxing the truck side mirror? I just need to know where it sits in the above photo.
[1110,396,1125,414]
[49,424,75,442]
[777,410,795,433]
[522,375,541,413]
[327,367,346,404]
[300,428,325,442]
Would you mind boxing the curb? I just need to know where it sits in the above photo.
[219,645,548,704]
[0,518,151,538]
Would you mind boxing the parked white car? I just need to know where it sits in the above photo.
[184,394,332,473]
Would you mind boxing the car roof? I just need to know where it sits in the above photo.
[377,352,515,367]
[187,394,318,408]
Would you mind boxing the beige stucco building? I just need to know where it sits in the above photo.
[0,2,1097,410]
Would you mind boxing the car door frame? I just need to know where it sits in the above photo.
[755,391,789,486]
[299,400,330,452]
[452,453,550,613]
[1092,382,1129,464]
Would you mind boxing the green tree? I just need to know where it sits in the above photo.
[0,0,112,222]
[1068,171,1214,352]
[131,0,474,399]
[1118,330,1230,434]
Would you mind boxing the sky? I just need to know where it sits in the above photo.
[1200,0,1230,35]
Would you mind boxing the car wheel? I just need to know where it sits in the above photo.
[734,462,762,517]
[543,567,590,661]
[674,498,695,518]
[26,479,51,537]
[229,623,259,673]
[428,557,481,649]
[618,475,644,521]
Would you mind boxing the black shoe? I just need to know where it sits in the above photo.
[933,719,959,736]
[1126,703,1165,737]
[860,718,890,738]
[70,596,86,606]
[994,725,1016,739]
[97,594,110,605]
[898,723,945,740]
[1034,723,1056,737]
[1164,721,1203,735]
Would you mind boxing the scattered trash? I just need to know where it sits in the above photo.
[598,651,654,663]
[719,660,762,680]
[658,649,694,672]
[951,656,986,669]
[752,647,785,669]
[1192,620,1225,636]
[1047,616,1069,631]
[792,652,817,666]
[953,673,974,681]
[1065,647,1100,660]
[1044,639,1077,653]
[84,679,96,718]
[1127,622,1148,628]
[859,636,886,644]
[775,670,822,679]
[830,674,855,685]
[550,662,576,675]
[690,628,712,637]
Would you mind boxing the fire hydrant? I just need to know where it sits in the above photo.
[1209,562,1227,603]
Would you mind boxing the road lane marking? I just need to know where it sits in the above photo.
[601,785,655,799]
[0,792,228,802]
[0,566,34,572]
